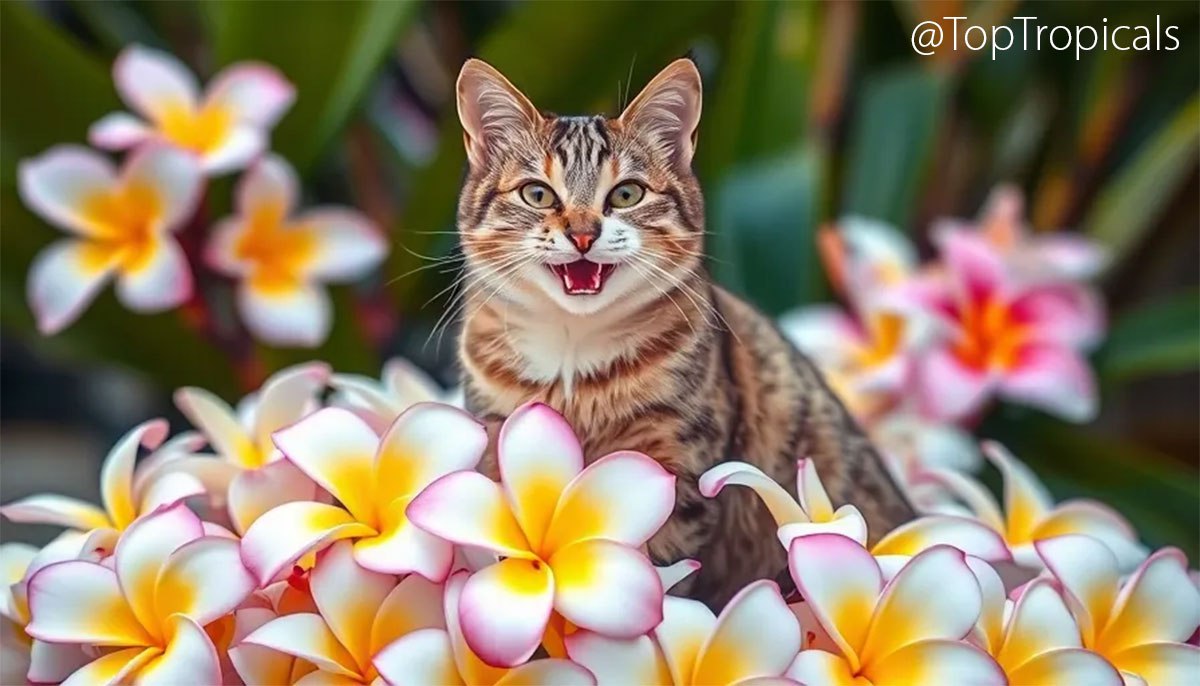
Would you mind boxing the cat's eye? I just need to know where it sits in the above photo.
[608,181,646,209]
[519,182,557,209]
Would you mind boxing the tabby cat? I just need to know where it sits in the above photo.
[453,57,913,605]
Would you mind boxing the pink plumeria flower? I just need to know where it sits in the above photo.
[241,403,487,585]
[18,144,203,334]
[89,45,294,175]
[375,570,596,686]
[330,356,458,433]
[171,362,329,535]
[928,442,1147,570]
[235,540,446,685]
[407,402,676,668]
[205,154,388,347]
[25,503,255,683]
[967,556,1123,684]
[565,579,801,685]
[908,229,1104,422]
[786,535,1005,685]
[1,419,206,555]
[1038,535,1200,685]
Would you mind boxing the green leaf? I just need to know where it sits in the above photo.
[1085,95,1200,262]
[1097,289,1200,381]
[840,66,950,228]
[208,0,418,173]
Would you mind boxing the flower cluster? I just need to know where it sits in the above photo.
[18,45,387,346]
[3,359,1197,685]
[780,187,1109,508]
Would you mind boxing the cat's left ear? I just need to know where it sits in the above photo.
[619,58,703,167]
[457,59,542,167]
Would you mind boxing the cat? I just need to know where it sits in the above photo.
[452,57,914,606]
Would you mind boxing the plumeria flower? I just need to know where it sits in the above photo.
[205,154,388,347]
[407,402,676,667]
[698,459,1011,564]
[241,403,487,584]
[907,229,1104,422]
[375,570,596,685]
[25,503,255,683]
[235,540,446,685]
[967,557,1122,684]
[1,419,206,555]
[1038,535,1200,685]
[171,362,328,535]
[330,356,460,433]
[926,442,1147,570]
[786,534,1005,685]
[816,217,919,296]
[564,579,801,685]
[18,144,203,334]
[868,410,981,513]
[89,45,294,174]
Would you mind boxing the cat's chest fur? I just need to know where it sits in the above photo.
[505,314,628,396]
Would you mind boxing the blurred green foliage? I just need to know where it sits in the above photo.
[1,1,1197,552]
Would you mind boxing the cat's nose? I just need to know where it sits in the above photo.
[566,228,597,253]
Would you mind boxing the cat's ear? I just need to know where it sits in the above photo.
[456,59,542,166]
[619,58,703,167]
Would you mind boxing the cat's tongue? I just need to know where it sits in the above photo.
[549,260,616,295]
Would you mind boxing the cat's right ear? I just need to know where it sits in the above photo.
[456,59,541,167]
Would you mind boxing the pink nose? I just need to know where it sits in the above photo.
[567,231,596,253]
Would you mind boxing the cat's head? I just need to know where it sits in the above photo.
[455,58,705,316]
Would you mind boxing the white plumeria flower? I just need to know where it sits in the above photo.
[171,362,329,535]
[1038,535,1200,685]
[205,154,388,347]
[0,419,206,555]
[407,402,676,668]
[967,557,1123,684]
[374,570,596,686]
[235,540,446,685]
[89,45,294,174]
[25,503,255,683]
[818,216,919,295]
[330,356,459,433]
[698,459,1011,564]
[928,441,1148,570]
[786,534,1005,685]
[18,144,203,334]
[241,403,487,584]
[564,579,801,685]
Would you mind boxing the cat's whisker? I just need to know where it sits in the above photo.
[625,259,696,336]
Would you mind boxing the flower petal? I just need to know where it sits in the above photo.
[26,561,151,646]
[656,558,701,593]
[787,534,882,668]
[1101,547,1200,653]
[240,501,376,586]
[998,344,1098,422]
[238,279,332,347]
[0,493,110,531]
[565,631,670,685]
[114,502,204,637]
[375,402,487,512]
[1009,283,1105,348]
[113,45,199,120]
[173,386,258,468]
[496,659,598,686]
[61,647,161,686]
[778,306,862,365]
[692,580,801,685]
[443,571,509,684]
[102,419,169,530]
[796,459,835,521]
[238,152,298,213]
[938,229,1009,302]
[88,112,153,150]
[1033,500,1147,571]
[1110,641,1200,686]
[120,144,205,232]
[30,640,96,685]
[549,539,662,638]
[252,362,331,456]
[1008,647,1122,686]
[298,208,387,281]
[777,508,869,549]
[865,638,1005,685]
[983,441,1054,544]
[114,236,193,312]
[204,63,295,127]
[785,649,860,686]
[966,556,1006,654]
[205,124,268,175]
[227,457,318,535]
[459,558,555,668]
[407,471,533,558]
[137,471,206,515]
[353,497,454,580]
[310,540,395,673]
[17,145,117,236]
[917,347,993,421]
[543,451,676,554]
[497,402,584,553]
[699,461,807,527]
[155,536,255,626]
[372,628,465,686]
[272,407,378,523]
[240,613,359,678]
[1036,534,1120,647]
[1032,235,1109,280]
[369,572,447,657]
[996,579,1084,671]
[134,614,220,685]
[871,514,1011,562]
[26,238,118,335]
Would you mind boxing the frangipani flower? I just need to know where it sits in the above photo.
[816,217,918,296]
[564,579,800,685]
[330,357,458,433]
[698,459,1010,563]
[786,535,1005,685]
[407,402,676,667]
[90,45,294,174]
[18,144,202,334]
[375,571,596,686]
[928,442,1147,570]
[206,154,388,347]
[909,229,1103,422]
[241,403,487,584]
[25,503,255,683]
[967,557,1122,684]
[1038,535,1200,685]
[171,362,328,534]
[1,419,206,554]
[235,540,446,685]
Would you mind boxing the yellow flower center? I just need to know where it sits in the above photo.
[234,203,317,294]
[80,182,164,274]
[853,311,905,369]
[158,103,233,155]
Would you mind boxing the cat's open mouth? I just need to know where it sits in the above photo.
[549,260,617,295]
